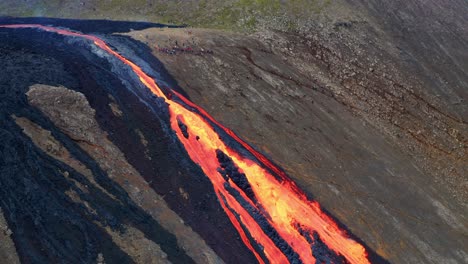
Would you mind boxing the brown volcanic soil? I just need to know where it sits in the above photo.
[0,208,20,264]
[122,11,467,262]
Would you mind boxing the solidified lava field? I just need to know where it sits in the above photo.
[0,18,390,264]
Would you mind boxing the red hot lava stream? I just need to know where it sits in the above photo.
[1,24,371,264]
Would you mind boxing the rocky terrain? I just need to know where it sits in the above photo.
[0,1,467,264]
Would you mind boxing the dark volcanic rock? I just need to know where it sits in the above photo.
[0,20,256,264]
[21,84,220,264]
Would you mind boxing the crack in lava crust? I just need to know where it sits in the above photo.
[0,24,371,264]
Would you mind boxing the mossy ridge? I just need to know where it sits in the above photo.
[0,0,332,32]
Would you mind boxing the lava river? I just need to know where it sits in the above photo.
[1,24,371,264]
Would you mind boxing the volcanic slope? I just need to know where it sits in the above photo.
[0,20,385,264]
[0,4,467,263]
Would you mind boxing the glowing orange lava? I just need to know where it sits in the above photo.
[1,24,371,264]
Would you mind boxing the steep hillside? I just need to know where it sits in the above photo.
[122,21,467,262]
[0,1,467,264]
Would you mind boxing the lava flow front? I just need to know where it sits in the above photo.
[1,24,372,264]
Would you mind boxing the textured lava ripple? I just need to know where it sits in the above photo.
[0,24,372,264]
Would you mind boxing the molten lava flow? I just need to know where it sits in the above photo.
[1,24,372,264]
